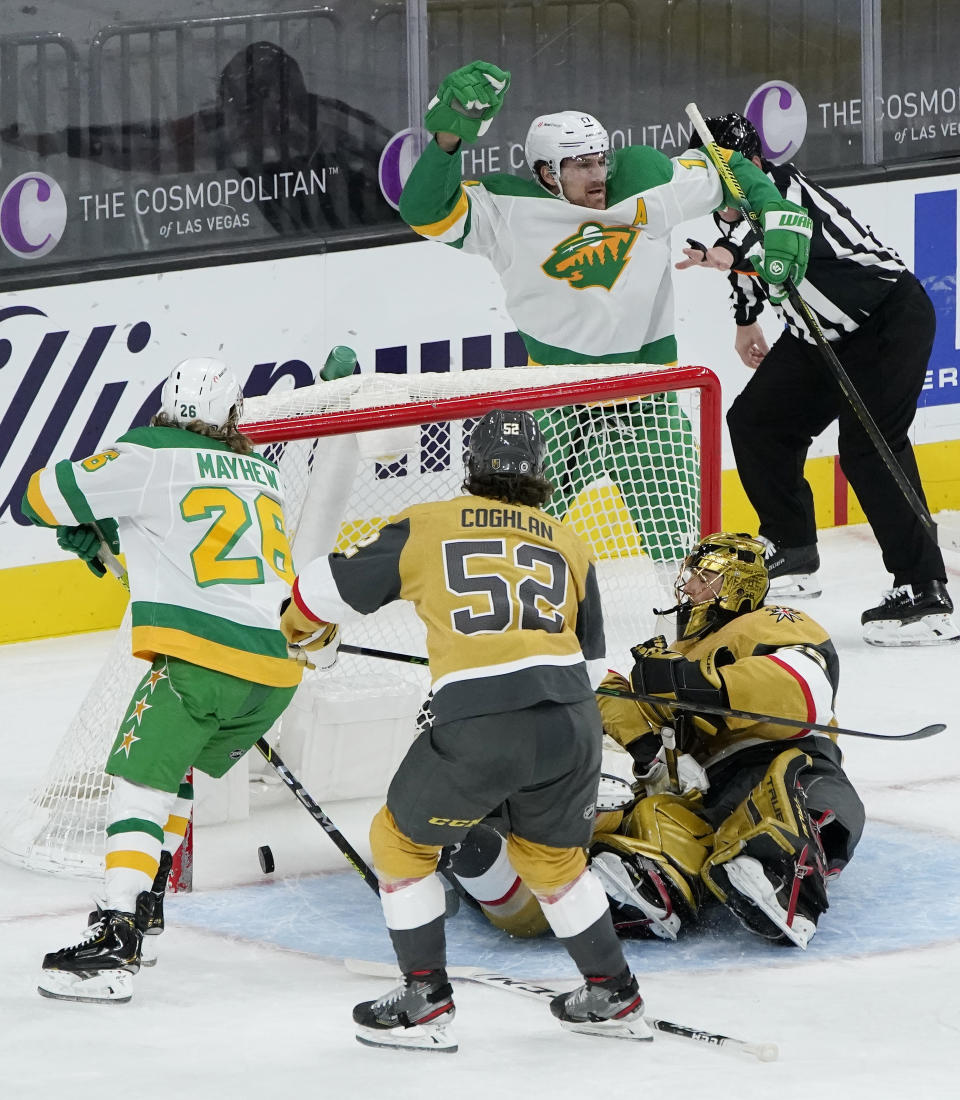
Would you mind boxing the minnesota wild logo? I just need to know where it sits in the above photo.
[542,221,639,290]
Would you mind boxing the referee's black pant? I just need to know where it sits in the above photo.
[727,272,946,587]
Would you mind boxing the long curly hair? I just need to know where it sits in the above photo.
[150,411,254,455]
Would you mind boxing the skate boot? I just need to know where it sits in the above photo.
[861,581,959,647]
[720,855,824,949]
[137,850,172,967]
[38,909,142,1003]
[550,966,653,1041]
[760,538,821,599]
[353,969,457,1053]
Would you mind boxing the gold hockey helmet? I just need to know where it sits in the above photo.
[674,532,770,641]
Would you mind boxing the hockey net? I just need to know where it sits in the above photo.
[0,363,720,885]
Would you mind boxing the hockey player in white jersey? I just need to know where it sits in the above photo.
[22,358,313,1003]
[399,61,813,565]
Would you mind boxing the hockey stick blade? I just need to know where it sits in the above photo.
[340,642,944,741]
[344,958,779,1061]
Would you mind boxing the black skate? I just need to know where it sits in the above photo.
[861,581,959,647]
[353,969,457,1053]
[137,850,172,967]
[38,909,142,1003]
[550,967,652,1041]
[761,539,821,599]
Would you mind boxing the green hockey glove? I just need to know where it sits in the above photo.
[423,61,511,143]
[56,519,120,578]
[756,200,813,303]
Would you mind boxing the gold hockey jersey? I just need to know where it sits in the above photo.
[293,495,606,722]
[599,603,839,766]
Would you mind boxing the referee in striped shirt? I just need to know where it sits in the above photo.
[677,113,957,648]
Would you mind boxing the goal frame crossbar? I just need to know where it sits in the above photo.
[242,363,722,536]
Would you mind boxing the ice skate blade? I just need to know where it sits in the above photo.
[355,1021,458,1053]
[590,851,680,941]
[140,937,159,967]
[37,967,133,1003]
[559,1016,654,1042]
[767,574,821,599]
[863,614,960,647]
[724,856,815,949]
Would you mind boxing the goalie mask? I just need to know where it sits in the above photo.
[673,532,770,641]
[524,110,614,200]
[704,113,762,161]
[160,358,243,430]
[465,409,547,480]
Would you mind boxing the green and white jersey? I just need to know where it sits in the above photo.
[24,425,300,688]
[399,140,783,365]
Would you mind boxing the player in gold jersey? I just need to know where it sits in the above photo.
[285,409,651,1052]
[442,533,864,951]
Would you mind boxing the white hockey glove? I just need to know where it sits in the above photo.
[287,623,340,672]
[281,597,340,671]
[635,750,709,797]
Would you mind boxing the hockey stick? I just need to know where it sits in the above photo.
[339,642,945,741]
[344,957,779,1062]
[253,738,380,894]
[92,524,129,590]
[685,100,936,540]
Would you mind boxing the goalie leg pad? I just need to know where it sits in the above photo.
[701,749,829,946]
[625,793,714,899]
[591,795,712,939]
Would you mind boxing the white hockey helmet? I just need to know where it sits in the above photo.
[524,110,612,196]
[160,358,243,429]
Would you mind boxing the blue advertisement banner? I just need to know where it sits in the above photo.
[915,189,960,407]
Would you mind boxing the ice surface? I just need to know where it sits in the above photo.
[1,526,958,1099]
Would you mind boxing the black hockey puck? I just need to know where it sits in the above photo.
[258,845,275,874]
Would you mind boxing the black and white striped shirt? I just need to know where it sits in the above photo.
[713,161,906,344]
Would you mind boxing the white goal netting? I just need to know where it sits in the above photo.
[0,363,720,883]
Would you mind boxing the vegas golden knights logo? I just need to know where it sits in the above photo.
[542,221,638,290]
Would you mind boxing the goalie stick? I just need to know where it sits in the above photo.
[685,100,936,540]
[338,642,945,742]
[343,957,779,1062]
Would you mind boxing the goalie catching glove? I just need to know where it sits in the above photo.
[629,637,733,734]
[280,598,340,671]
[755,199,813,303]
[424,60,510,143]
[56,519,120,578]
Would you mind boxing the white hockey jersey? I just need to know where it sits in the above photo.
[399,141,784,365]
[24,425,300,688]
